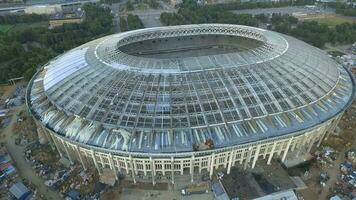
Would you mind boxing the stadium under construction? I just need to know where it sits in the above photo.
[26,24,355,184]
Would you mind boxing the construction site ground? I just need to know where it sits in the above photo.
[0,84,61,199]
[290,101,356,200]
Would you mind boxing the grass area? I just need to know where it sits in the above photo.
[0,24,14,33]
[304,15,356,27]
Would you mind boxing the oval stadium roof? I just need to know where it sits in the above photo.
[29,24,355,154]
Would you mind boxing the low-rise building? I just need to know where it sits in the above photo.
[49,6,84,29]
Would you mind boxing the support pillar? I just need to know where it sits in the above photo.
[296,134,309,157]
[239,150,245,165]
[281,138,293,162]
[150,157,156,185]
[76,146,86,170]
[227,150,235,174]
[317,126,328,147]
[190,155,195,182]
[263,145,269,159]
[267,141,277,165]
[125,158,129,174]
[307,136,317,153]
[61,140,73,164]
[171,156,174,185]
[143,160,147,176]
[180,160,184,175]
[291,138,297,152]
[49,134,63,157]
[108,153,118,180]
[325,117,341,140]
[198,158,202,174]
[209,153,215,179]
[244,147,253,170]
[129,155,136,184]
[91,150,101,175]
[251,145,261,169]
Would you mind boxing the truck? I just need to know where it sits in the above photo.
[181,182,209,196]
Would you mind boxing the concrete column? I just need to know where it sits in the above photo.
[317,126,328,147]
[307,136,317,153]
[267,141,277,165]
[49,134,63,157]
[124,158,129,174]
[143,160,147,176]
[297,134,310,155]
[129,155,136,184]
[162,160,165,176]
[91,150,101,174]
[180,160,184,175]
[291,138,297,152]
[244,147,253,170]
[209,153,215,179]
[76,146,86,170]
[281,138,293,162]
[61,140,73,164]
[227,150,235,174]
[198,157,202,173]
[251,145,261,169]
[108,153,118,180]
[263,144,269,159]
[190,155,195,182]
[325,117,341,140]
[171,156,174,185]
[239,150,245,165]
[150,157,156,185]
[223,153,228,168]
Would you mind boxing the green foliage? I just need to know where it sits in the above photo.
[126,1,134,11]
[329,2,356,17]
[161,0,259,26]
[160,0,356,49]
[203,0,315,11]
[127,14,144,30]
[0,14,49,24]
[120,16,129,31]
[160,12,186,25]
[269,13,356,48]
[0,4,114,83]
[147,0,160,9]
[0,24,14,33]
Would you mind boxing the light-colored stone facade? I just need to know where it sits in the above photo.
[35,114,341,185]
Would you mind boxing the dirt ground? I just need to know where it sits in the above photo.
[0,84,62,199]
[0,84,16,104]
[294,101,356,200]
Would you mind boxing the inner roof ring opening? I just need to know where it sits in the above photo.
[117,34,265,59]
[94,24,289,74]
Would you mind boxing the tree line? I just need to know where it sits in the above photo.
[328,2,356,17]
[0,14,49,24]
[0,4,114,83]
[160,0,356,48]
[120,14,144,31]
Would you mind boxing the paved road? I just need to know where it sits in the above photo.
[0,106,62,200]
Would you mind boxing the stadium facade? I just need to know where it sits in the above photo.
[26,24,355,184]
